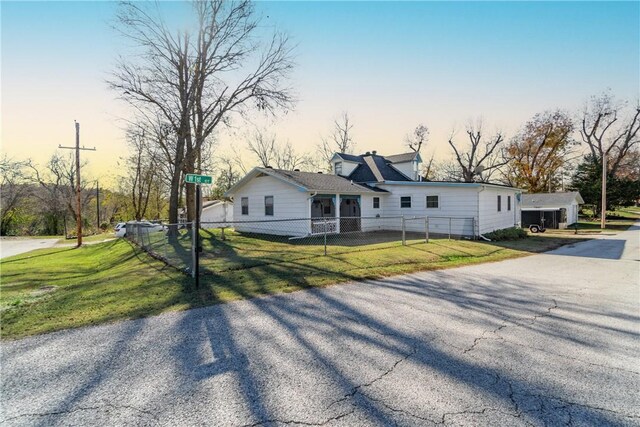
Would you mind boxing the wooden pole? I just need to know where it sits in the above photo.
[601,154,607,229]
[75,122,82,247]
[58,121,96,247]
[96,180,100,231]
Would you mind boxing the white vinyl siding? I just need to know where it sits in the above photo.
[376,184,480,236]
[391,162,417,181]
[333,160,359,177]
[232,175,309,235]
[479,187,520,234]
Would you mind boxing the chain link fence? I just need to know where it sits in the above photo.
[127,216,476,275]
[126,222,193,273]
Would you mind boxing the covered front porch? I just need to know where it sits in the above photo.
[309,194,362,234]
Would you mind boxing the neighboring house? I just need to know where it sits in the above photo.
[225,151,521,238]
[521,192,584,229]
[201,200,233,223]
[179,200,233,224]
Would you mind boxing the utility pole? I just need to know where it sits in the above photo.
[96,180,100,231]
[601,154,607,229]
[59,121,96,247]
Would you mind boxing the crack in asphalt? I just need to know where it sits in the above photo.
[463,299,559,354]
[324,343,418,412]
[1,402,160,424]
[238,408,356,427]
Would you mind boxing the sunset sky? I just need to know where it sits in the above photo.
[2,1,638,188]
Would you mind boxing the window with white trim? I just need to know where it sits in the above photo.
[507,195,511,211]
[400,196,412,208]
[334,162,342,175]
[241,197,249,215]
[497,195,502,212]
[264,196,274,216]
[373,197,380,209]
[426,195,439,209]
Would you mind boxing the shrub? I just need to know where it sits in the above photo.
[484,227,528,241]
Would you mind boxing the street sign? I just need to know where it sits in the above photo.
[185,174,213,185]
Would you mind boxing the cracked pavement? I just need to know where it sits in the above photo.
[2,223,639,426]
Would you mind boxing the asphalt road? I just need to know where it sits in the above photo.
[0,239,59,259]
[2,225,639,426]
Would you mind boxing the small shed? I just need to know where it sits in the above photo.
[521,192,584,229]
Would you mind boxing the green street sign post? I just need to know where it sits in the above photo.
[185,173,212,185]
[184,174,212,288]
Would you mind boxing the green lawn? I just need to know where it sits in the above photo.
[1,231,587,340]
[56,233,116,244]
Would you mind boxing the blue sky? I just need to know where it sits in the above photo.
[2,1,638,185]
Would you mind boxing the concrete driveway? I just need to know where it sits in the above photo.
[0,238,59,259]
[2,225,639,426]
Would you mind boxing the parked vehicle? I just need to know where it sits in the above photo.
[115,221,165,238]
[528,218,547,233]
[114,222,127,238]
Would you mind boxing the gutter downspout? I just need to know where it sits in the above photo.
[477,185,485,239]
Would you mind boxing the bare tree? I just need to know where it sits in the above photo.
[120,125,165,221]
[405,124,429,152]
[0,156,32,235]
[273,142,312,170]
[246,130,277,167]
[447,121,509,182]
[318,112,356,167]
[580,92,640,176]
[110,0,295,225]
[30,153,93,237]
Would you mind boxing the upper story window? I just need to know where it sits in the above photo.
[426,195,439,209]
[497,195,502,212]
[507,195,511,211]
[265,196,274,216]
[241,197,249,215]
[334,161,343,175]
[373,197,380,209]
[400,196,412,208]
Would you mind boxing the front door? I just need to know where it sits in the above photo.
[339,197,361,232]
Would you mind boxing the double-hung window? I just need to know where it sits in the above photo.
[241,197,249,215]
[264,196,274,216]
[334,162,342,175]
[400,196,412,208]
[373,197,380,209]
[426,195,439,209]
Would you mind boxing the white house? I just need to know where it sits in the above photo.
[521,192,584,229]
[201,200,233,223]
[225,151,522,238]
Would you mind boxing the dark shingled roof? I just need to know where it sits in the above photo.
[334,153,363,163]
[522,192,584,208]
[260,168,386,193]
[385,152,419,163]
[347,155,411,182]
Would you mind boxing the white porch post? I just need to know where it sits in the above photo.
[309,194,313,235]
[335,193,340,233]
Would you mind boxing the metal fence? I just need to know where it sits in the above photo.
[126,222,193,273]
[127,216,476,275]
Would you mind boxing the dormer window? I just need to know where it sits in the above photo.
[334,161,343,175]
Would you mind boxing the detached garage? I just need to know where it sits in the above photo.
[521,192,584,229]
